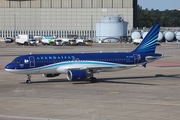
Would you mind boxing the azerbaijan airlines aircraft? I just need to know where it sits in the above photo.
[5,24,163,84]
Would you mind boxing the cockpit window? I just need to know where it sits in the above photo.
[12,60,23,63]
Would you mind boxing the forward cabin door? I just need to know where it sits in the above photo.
[29,56,35,67]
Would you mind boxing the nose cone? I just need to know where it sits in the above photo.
[5,63,16,70]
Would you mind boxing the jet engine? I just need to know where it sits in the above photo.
[67,70,86,81]
[43,74,60,77]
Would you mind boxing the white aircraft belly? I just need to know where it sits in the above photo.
[99,66,135,72]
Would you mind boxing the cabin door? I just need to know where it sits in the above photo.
[29,56,35,67]
[133,54,141,64]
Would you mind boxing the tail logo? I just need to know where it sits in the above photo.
[132,24,160,53]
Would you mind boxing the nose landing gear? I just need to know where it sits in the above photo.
[26,74,31,84]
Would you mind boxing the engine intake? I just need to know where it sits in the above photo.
[67,70,86,81]
[43,74,60,77]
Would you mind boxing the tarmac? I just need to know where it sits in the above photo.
[0,41,180,120]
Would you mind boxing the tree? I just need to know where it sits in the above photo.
[137,5,180,27]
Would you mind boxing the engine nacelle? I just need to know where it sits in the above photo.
[43,74,60,77]
[67,70,86,81]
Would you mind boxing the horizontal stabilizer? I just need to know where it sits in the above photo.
[145,55,163,61]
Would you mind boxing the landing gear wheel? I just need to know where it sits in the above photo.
[26,80,31,84]
[89,77,97,83]
[26,74,32,84]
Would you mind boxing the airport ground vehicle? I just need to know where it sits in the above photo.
[133,39,143,45]
[76,38,84,45]
[76,39,92,46]
[53,39,62,46]
[120,36,132,43]
[57,38,69,46]
[53,38,76,46]
[15,35,29,45]
[68,39,77,46]
[29,39,37,46]
[5,37,14,43]
[41,36,55,45]
[83,40,93,46]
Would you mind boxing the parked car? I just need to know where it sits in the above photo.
[5,37,14,43]
[76,39,92,46]
[54,38,76,46]
[29,39,37,46]
[53,39,62,46]
[84,40,93,46]
[68,39,77,46]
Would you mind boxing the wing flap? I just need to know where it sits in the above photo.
[67,64,137,71]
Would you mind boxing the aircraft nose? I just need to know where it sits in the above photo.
[5,63,16,70]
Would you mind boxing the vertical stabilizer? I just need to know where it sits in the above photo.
[132,24,160,53]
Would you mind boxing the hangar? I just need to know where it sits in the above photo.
[0,0,137,39]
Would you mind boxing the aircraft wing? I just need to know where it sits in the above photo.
[66,63,138,73]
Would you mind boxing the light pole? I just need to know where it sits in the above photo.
[14,14,16,38]
[91,15,93,40]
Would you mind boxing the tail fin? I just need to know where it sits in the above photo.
[132,24,160,53]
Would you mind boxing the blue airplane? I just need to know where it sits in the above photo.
[5,24,163,84]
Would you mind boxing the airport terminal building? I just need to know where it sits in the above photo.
[0,0,137,39]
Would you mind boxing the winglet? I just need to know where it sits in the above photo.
[132,24,160,53]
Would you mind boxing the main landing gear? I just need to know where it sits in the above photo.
[89,77,97,83]
[26,74,31,84]
[87,70,97,83]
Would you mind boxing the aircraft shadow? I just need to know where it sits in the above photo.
[20,79,68,84]
[97,74,180,85]
[19,74,180,85]
[156,65,180,67]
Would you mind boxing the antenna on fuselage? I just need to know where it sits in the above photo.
[29,52,32,55]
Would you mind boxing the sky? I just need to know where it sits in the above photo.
[138,0,180,11]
